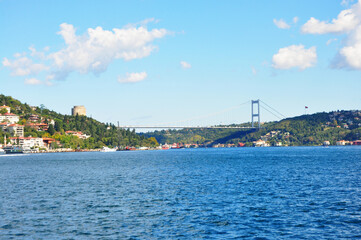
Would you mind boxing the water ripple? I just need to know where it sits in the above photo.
[0,147,361,239]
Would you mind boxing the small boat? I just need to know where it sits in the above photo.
[171,143,180,149]
[22,147,32,154]
[100,146,117,152]
[125,146,136,151]
[0,148,5,155]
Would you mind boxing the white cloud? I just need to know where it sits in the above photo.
[49,23,168,79]
[2,56,48,76]
[24,78,42,85]
[334,26,361,69]
[3,21,169,82]
[341,0,355,6]
[302,1,361,70]
[293,17,299,24]
[118,72,147,83]
[301,4,359,34]
[125,18,160,28]
[272,45,317,70]
[180,61,191,69]
[273,19,291,29]
[29,46,46,59]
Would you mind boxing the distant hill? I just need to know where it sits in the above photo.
[2,93,359,148]
[143,110,361,146]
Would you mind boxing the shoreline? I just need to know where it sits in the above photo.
[2,144,361,155]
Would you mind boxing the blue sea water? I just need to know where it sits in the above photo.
[0,147,361,239]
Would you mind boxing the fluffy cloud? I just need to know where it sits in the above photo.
[118,72,147,83]
[180,61,191,69]
[341,0,355,6]
[2,56,48,76]
[273,19,291,29]
[49,22,168,79]
[301,9,358,34]
[272,45,317,70]
[302,1,361,70]
[24,78,42,85]
[2,20,169,83]
[334,26,361,69]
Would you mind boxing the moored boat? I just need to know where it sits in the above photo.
[3,146,24,154]
[100,146,117,152]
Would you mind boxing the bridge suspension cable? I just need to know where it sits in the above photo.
[147,100,250,127]
[260,105,282,120]
[260,100,286,118]
[260,100,286,120]
[119,99,286,129]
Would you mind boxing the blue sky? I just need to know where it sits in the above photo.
[1,0,360,127]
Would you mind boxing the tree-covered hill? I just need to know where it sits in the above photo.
[143,110,361,146]
[0,94,158,149]
[2,94,359,148]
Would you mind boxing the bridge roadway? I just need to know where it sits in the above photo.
[118,126,256,129]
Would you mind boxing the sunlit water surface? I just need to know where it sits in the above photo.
[1,147,361,239]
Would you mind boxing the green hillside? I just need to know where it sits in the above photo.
[143,110,361,146]
[2,93,359,148]
[0,94,158,149]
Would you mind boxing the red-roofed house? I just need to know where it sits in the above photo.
[0,105,10,113]
[0,122,8,131]
[0,112,19,124]
[28,114,40,122]
[42,138,56,148]
[26,122,49,131]
[65,131,90,139]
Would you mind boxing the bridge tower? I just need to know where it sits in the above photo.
[251,99,260,128]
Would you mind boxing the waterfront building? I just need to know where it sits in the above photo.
[336,140,350,146]
[9,137,45,148]
[42,138,56,148]
[253,140,270,147]
[72,106,86,116]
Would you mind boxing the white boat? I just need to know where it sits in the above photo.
[0,149,5,155]
[22,147,32,154]
[100,146,117,152]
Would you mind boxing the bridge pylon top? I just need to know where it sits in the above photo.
[251,99,260,129]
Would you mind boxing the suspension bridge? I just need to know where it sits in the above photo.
[118,99,286,130]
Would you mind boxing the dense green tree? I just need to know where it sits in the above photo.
[0,108,7,114]
[47,124,55,135]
